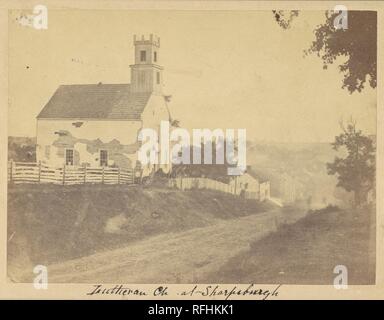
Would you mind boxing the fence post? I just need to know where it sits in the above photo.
[62,164,66,185]
[37,161,41,183]
[118,167,121,184]
[9,161,13,183]
[102,166,104,184]
[83,164,87,184]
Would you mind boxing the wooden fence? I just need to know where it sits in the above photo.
[168,177,270,201]
[168,177,236,194]
[8,161,134,185]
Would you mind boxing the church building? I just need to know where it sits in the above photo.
[35,34,171,174]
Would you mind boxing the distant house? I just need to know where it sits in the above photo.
[230,167,270,201]
[36,34,171,175]
[171,152,271,201]
[170,142,241,185]
[277,172,305,204]
[259,180,271,201]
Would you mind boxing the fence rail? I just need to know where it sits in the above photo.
[168,177,236,194]
[168,177,270,201]
[8,161,134,185]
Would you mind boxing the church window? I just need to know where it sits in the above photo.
[140,50,146,62]
[156,72,160,84]
[154,51,157,62]
[65,149,74,166]
[100,150,108,167]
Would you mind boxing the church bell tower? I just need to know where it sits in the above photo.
[130,34,163,94]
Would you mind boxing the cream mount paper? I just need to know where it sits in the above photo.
[0,0,383,300]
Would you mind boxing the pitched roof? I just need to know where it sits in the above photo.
[246,166,270,183]
[37,84,152,120]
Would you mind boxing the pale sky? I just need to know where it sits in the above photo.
[8,10,376,142]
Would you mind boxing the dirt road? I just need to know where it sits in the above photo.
[47,208,307,283]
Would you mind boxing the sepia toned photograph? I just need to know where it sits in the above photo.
[1,1,383,301]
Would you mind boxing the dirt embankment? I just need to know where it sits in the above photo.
[45,207,307,284]
[7,183,276,280]
[204,205,376,284]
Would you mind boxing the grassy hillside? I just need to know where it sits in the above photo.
[205,204,375,284]
[7,183,275,280]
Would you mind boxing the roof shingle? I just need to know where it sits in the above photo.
[37,84,151,120]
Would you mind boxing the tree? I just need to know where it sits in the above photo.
[272,10,299,29]
[306,11,376,93]
[326,120,375,206]
[273,10,377,93]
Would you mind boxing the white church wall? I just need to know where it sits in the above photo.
[36,119,142,168]
[141,94,172,174]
